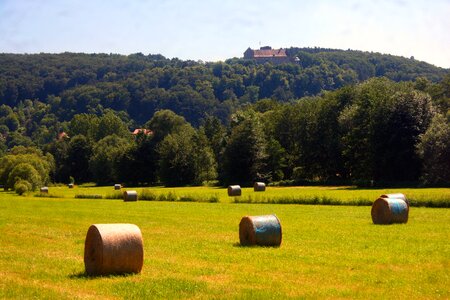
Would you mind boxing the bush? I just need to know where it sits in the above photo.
[140,189,157,201]
[14,180,32,195]
[75,194,102,199]
[104,191,123,199]
[7,163,42,191]
[34,193,63,198]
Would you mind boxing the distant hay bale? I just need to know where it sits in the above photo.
[239,215,282,246]
[114,184,122,190]
[254,182,266,192]
[68,183,74,189]
[40,187,49,194]
[371,196,409,224]
[380,193,410,206]
[84,224,144,276]
[123,190,138,202]
[227,185,242,197]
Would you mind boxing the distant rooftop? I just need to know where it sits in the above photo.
[243,46,290,64]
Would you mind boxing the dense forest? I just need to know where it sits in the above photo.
[0,49,449,193]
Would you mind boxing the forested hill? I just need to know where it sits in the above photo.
[0,49,448,126]
[286,47,447,82]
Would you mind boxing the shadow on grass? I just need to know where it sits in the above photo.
[232,242,280,248]
[335,186,385,190]
[69,271,138,279]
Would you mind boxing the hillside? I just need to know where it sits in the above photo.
[0,49,448,126]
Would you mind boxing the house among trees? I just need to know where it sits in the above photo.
[57,131,69,140]
[243,46,292,64]
[132,128,153,136]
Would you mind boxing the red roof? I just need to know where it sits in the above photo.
[132,129,153,136]
[252,48,287,58]
[57,132,70,140]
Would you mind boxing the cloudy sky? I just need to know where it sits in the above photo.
[0,0,449,68]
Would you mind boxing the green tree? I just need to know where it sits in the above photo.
[7,163,41,191]
[68,113,100,140]
[157,125,197,186]
[339,78,435,183]
[67,135,92,183]
[45,140,70,183]
[0,146,53,189]
[117,133,157,185]
[223,110,269,184]
[145,109,188,142]
[96,112,130,141]
[89,135,129,184]
[192,129,218,184]
[416,114,450,185]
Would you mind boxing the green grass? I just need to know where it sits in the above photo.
[0,189,449,299]
[35,185,450,207]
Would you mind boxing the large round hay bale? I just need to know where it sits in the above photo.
[371,197,409,224]
[380,193,409,206]
[239,215,282,246]
[40,187,49,193]
[253,182,266,192]
[84,224,144,276]
[114,184,122,190]
[123,190,138,202]
[228,185,241,197]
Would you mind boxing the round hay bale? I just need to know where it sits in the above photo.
[253,182,266,192]
[84,223,144,276]
[114,184,122,190]
[239,215,282,246]
[380,193,409,206]
[228,185,242,197]
[123,190,138,202]
[68,183,74,188]
[40,187,49,193]
[371,197,409,224]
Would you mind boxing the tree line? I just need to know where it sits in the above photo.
[1,76,449,193]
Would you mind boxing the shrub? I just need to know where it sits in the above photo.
[14,180,32,195]
[7,163,42,191]
[140,189,157,201]
[34,193,63,198]
[75,194,103,199]
[104,191,123,199]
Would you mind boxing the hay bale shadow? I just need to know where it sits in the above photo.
[232,242,280,248]
[69,271,138,279]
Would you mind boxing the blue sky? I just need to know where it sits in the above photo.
[0,0,449,68]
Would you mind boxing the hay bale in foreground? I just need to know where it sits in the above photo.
[228,185,242,196]
[40,187,48,193]
[239,215,282,246]
[68,183,74,189]
[114,184,122,190]
[371,197,409,224]
[123,190,138,202]
[253,182,266,192]
[380,193,409,206]
[84,223,144,276]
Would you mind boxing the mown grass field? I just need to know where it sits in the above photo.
[0,187,449,299]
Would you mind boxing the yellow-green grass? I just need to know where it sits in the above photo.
[0,191,449,299]
[38,185,450,207]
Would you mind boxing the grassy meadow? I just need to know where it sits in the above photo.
[41,185,450,207]
[0,186,449,299]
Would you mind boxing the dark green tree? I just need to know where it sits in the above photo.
[67,135,92,183]
[223,110,269,184]
[89,135,129,184]
[416,114,450,185]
